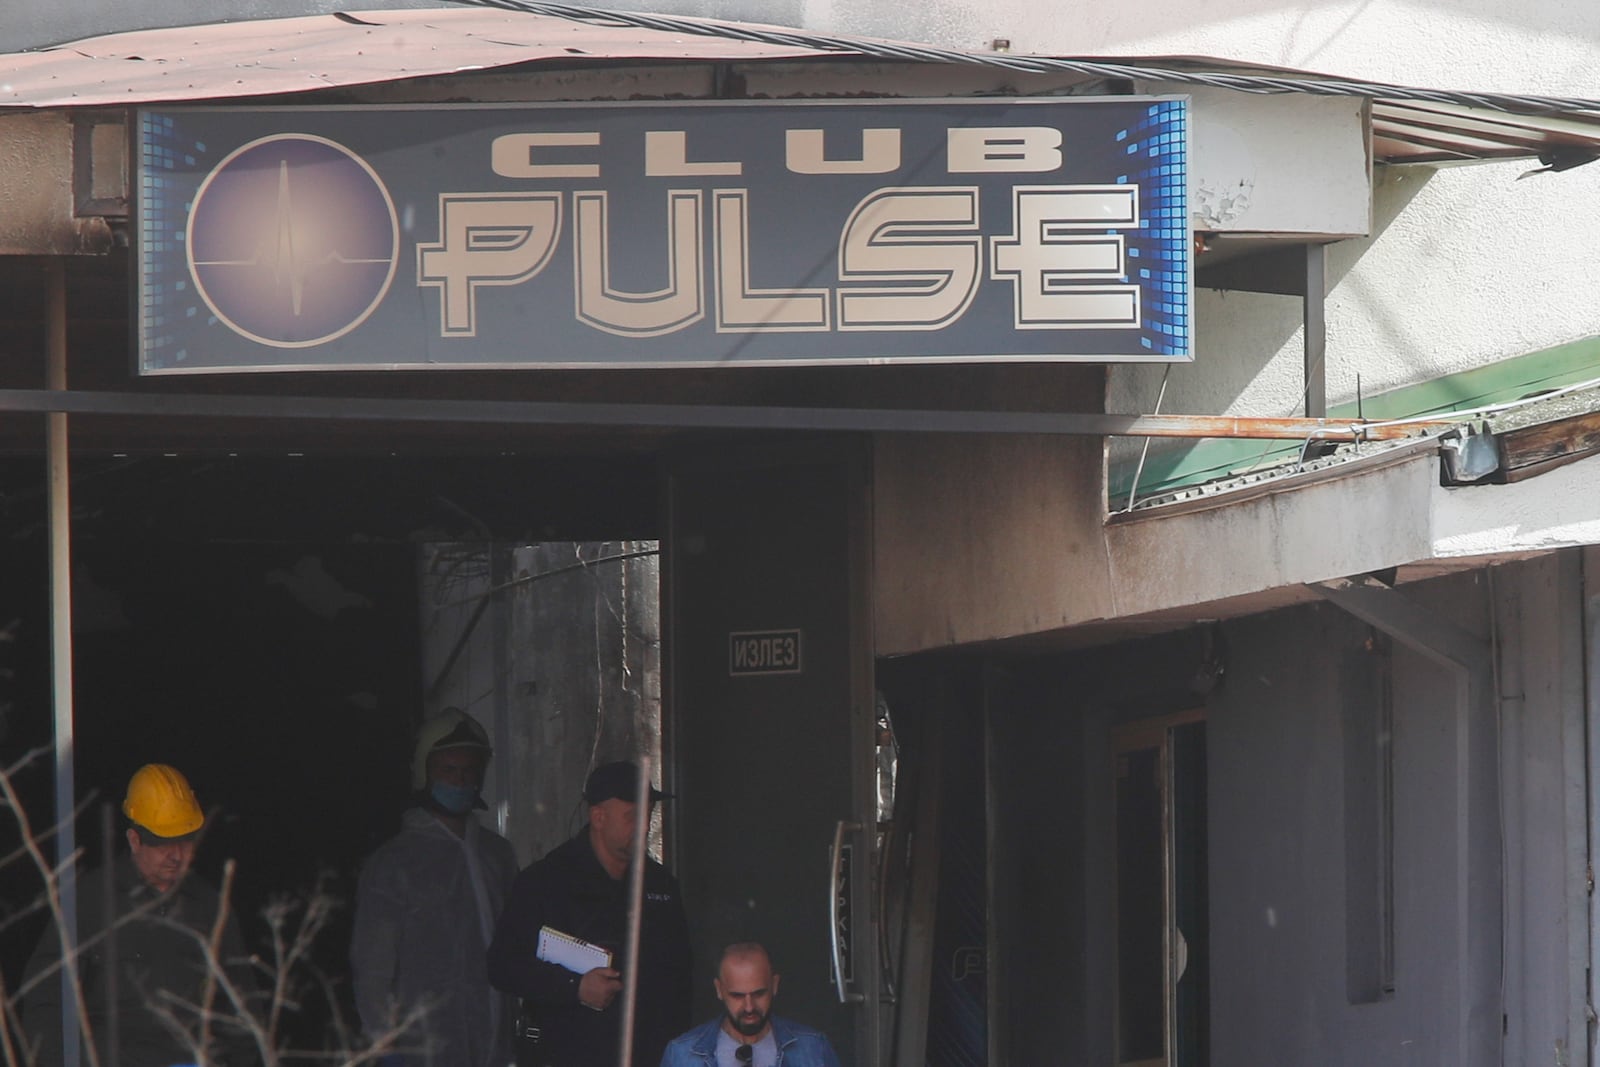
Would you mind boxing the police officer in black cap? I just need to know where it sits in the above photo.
[488,760,691,1067]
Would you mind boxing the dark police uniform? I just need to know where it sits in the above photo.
[21,854,259,1067]
[487,831,691,1067]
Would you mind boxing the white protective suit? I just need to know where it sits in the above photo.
[351,806,519,1066]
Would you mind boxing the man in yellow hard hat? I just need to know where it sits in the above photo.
[123,762,203,892]
[350,708,518,1066]
[20,763,260,1067]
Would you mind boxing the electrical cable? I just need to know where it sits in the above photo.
[445,0,1600,119]
[1122,365,1170,513]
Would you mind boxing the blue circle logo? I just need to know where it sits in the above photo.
[187,134,399,349]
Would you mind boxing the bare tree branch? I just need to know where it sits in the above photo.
[0,757,101,1067]
[0,750,432,1067]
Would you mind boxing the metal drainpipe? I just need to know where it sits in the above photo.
[1304,243,1327,419]
[1312,575,1500,1067]
[45,257,81,1067]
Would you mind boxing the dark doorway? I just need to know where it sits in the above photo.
[0,451,658,1050]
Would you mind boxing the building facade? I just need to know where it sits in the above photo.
[3,3,1600,1066]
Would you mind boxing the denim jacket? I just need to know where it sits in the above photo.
[659,1016,842,1067]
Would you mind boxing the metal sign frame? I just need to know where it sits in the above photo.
[135,97,1190,374]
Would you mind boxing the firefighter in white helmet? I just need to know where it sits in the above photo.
[351,708,519,1066]
[21,763,259,1066]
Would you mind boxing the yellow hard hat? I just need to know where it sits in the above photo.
[122,764,204,839]
[410,708,492,790]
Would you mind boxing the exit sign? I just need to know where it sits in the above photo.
[729,629,803,676]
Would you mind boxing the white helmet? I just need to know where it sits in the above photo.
[410,708,492,790]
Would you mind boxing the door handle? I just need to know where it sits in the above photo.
[876,817,898,1004]
[830,819,865,1004]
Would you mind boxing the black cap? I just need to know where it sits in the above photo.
[131,823,201,846]
[583,761,668,805]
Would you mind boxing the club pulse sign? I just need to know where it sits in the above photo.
[136,98,1188,373]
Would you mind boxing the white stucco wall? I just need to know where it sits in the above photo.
[1119,153,1600,411]
[1092,4,1600,421]
[1109,153,1600,423]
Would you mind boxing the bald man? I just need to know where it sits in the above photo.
[659,942,841,1067]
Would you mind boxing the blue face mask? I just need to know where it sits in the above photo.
[430,781,480,816]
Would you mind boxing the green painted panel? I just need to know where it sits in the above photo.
[1109,336,1600,506]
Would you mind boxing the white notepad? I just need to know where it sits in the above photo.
[537,926,613,975]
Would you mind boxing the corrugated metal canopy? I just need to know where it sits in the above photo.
[0,8,831,108]
[1121,53,1600,165]
[3,5,1600,167]
[1373,98,1600,166]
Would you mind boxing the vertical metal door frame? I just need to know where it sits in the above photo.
[1111,708,1207,1067]
[661,435,880,1062]
[845,437,883,1066]
[45,257,84,1067]
[1584,546,1600,1067]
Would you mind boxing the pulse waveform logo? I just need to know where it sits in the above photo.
[187,134,399,349]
